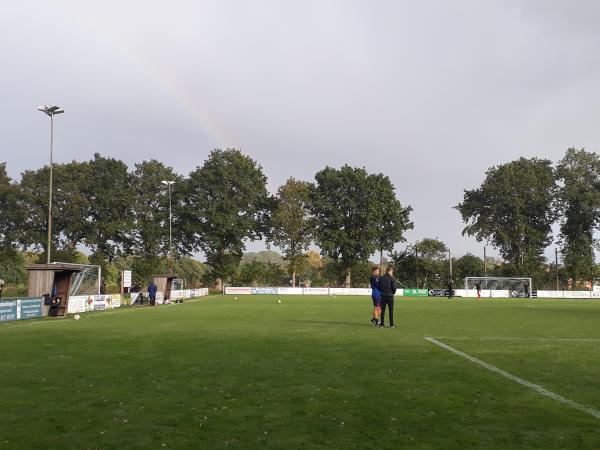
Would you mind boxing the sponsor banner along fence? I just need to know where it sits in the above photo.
[171,288,209,299]
[330,288,372,296]
[403,289,428,297]
[252,287,278,295]
[225,287,252,295]
[277,287,304,295]
[302,287,329,295]
[0,297,43,323]
[68,295,118,314]
[223,286,600,299]
[428,289,449,297]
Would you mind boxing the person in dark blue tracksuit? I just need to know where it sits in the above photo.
[377,266,397,328]
[369,266,381,325]
[148,281,158,306]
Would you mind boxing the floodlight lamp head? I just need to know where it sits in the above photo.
[36,105,64,116]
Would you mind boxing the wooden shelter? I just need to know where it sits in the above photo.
[27,263,86,317]
[153,274,178,301]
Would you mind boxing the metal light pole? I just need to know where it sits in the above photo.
[37,105,64,264]
[483,246,487,277]
[555,247,559,291]
[161,180,175,273]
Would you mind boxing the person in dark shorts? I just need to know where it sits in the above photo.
[369,266,382,325]
[377,266,397,328]
[475,282,481,299]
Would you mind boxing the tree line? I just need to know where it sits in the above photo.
[457,148,600,288]
[2,146,599,291]
[0,149,413,289]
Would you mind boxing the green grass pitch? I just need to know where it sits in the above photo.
[2,295,600,449]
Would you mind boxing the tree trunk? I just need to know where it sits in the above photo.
[292,271,296,287]
[215,277,223,293]
[345,268,351,288]
[379,247,384,272]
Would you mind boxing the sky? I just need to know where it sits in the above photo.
[2,0,600,260]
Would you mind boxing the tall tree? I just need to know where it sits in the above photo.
[0,163,23,249]
[129,160,186,271]
[556,148,600,285]
[370,174,413,268]
[84,154,134,265]
[452,253,484,285]
[391,238,448,288]
[0,164,27,284]
[269,178,312,287]
[18,161,90,259]
[456,157,556,273]
[185,149,271,290]
[309,165,410,287]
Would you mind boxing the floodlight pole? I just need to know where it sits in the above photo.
[555,248,559,291]
[591,246,594,299]
[37,105,64,264]
[483,246,487,277]
[48,113,54,264]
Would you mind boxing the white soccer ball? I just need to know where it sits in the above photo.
[74,314,80,320]
[234,297,238,300]
[278,299,282,304]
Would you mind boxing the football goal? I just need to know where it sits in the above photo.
[464,277,532,298]
[61,263,102,296]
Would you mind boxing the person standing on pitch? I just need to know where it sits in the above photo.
[369,266,382,325]
[377,266,397,328]
[475,282,481,299]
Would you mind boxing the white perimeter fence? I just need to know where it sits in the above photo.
[225,286,600,300]
[68,288,209,314]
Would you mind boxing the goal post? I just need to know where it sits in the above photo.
[54,263,102,296]
[464,276,532,298]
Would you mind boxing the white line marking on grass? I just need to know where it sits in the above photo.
[431,337,600,342]
[424,337,600,420]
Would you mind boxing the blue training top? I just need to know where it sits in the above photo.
[369,275,381,299]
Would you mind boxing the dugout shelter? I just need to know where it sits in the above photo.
[153,274,178,301]
[27,263,100,317]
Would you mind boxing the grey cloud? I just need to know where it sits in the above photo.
[2,0,600,259]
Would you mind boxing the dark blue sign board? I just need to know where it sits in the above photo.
[0,298,43,323]
[20,299,43,319]
[0,301,18,322]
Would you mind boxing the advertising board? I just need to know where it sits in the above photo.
[303,287,329,295]
[277,287,304,295]
[251,287,278,295]
[225,287,252,295]
[18,299,42,319]
[122,270,132,288]
[0,298,43,322]
[563,290,591,299]
[428,289,449,297]
[403,289,428,297]
[329,288,372,296]
[0,300,18,322]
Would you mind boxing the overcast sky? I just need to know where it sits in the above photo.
[2,0,600,259]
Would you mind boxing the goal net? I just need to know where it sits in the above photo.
[464,277,532,298]
[67,264,101,296]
